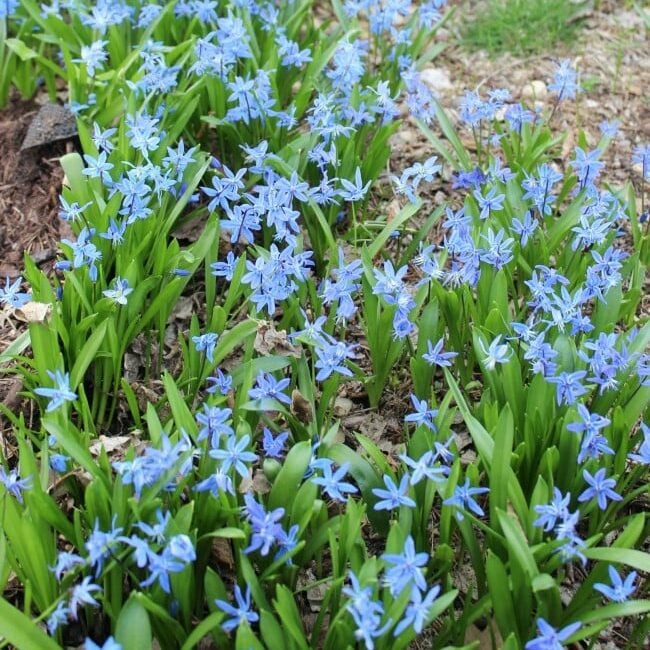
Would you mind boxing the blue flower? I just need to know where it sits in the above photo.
[243,493,285,556]
[339,167,371,202]
[400,451,448,485]
[140,546,186,593]
[135,510,171,544]
[84,636,122,650]
[216,585,259,633]
[570,147,604,189]
[78,40,108,77]
[578,468,621,510]
[102,277,133,305]
[381,536,428,597]
[548,59,580,101]
[0,276,31,308]
[0,467,32,504]
[194,467,235,498]
[192,332,219,363]
[47,601,70,635]
[85,517,123,576]
[51,551,85,581]
[261,428,289,458]
[478,335,512,371]
[211,251,239,281]
[69,576,102,620]
[209,435,258,478]
[594,565,637,602]
[422,337,458,368]
[511,211,539,246]
[311,461,358,502]
[480,228,515,269]
[525,618,581,650]
[343,571,392,650]
[632,144,650,179]
[248,370,291,406]
[34,369,77,412]
[533,488,570,532]
[404,395,438,432]
[314,336,356,381]
[195,404,234,447]
[206,368,233,395]
[473,186,505,220]
[82,151,113,184]
[443,479,489,521]
[393,585,441,636]
[566,404,610,438]
[372,475,416,511]
[546,371,589,406]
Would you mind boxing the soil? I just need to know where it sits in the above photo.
[0,94,71,336]
[0,93,75,437]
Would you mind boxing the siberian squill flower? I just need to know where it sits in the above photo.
[478,335,512,371]
[594,565,637,602]
[525,618,581,650]
[103,277,133,305]
[216,585,259,633]
[0,466,33,504]
[34,369,77,412]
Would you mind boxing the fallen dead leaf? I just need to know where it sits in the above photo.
[291,388,313,423]
[254,320,302,358]
[14,301,51,323]
[238,469,272,494]
[89,435,134,458]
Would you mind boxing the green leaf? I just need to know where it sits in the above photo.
[133,593,186,645]
[115,595,153,650]
[444,370,528,521]
[43,419,110,491]
[366,200,422,259]
[235,621,265,650]
[577,600,650,625]
[583,547,650,573]
[497,509,539,580]
[268,440,312,512]
[0,330,30,365]
[5,38,39,61]
[490,405,514,524]
[272,585,309,650]
[259,610,287,649]
[198,527,246,541]
[0,597,62,650]
[486,551,519,642]
[162,372,196,436]
[181,611,224,650]
[70,319,108,388]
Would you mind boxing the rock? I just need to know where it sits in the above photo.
[420,67,453,94]
[521,80,548,101]
[333,396,353,417]
[21,103,77,150]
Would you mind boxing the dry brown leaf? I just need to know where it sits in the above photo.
[254,320,302,358]
[238,469,272,494]
[211,537,235,571]
[291,388,313,423]
[89,434,135,459]
[14,301,51,323]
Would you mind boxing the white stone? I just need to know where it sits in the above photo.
[521,80,548,101]
[419,67,453,94]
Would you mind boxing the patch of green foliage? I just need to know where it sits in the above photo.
[462,0,586,56]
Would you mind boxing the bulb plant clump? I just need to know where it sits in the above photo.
[0,1,648,650]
